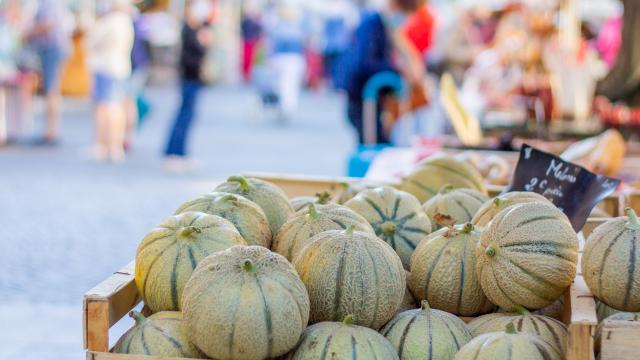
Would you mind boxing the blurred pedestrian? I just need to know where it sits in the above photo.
[164,0,212,172]
[86,0,134,162]
[27,0,71,145]
[241,7,262,83]
[341,0,425,144]
[321,0,359,89]
[265,2,308,122]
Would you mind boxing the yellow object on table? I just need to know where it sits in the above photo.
[61,33,91,97]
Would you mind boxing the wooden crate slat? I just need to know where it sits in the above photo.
[87,351,207,360]
[245,172,370,198]
[600,320,640,360]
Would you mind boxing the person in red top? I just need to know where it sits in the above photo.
[403,4,435,55]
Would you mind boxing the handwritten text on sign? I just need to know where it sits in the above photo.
[507,145,620,231]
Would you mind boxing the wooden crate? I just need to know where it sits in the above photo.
[84,173,602,360]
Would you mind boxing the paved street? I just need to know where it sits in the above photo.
[0,85,354,358]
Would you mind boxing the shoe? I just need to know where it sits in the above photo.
[164,156,200,174]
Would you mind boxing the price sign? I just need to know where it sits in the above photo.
[505,144,620,231]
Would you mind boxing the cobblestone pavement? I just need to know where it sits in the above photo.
[0,85,353,358]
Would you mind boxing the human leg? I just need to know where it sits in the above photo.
[165,81,200,157]
[39,46,64,142]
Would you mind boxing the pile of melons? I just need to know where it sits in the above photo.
[112,155,612,360]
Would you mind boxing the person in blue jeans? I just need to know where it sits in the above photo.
[164,0,212,172]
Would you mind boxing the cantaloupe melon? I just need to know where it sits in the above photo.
[423,186,489,228]
[334,181,380,205]
[476,202,579,311]
[182,245,310,360]
[135,212,247,312]
[345,186,432,269]
[285,315,399,360]
[290,192,331,212]
[214,176,293,234]
[272,203,374,261]
[397,271,417,315]
[582,208,640,312]
[532,298,564,321]
[410,223,494,316]
[455,324,562,360]
[175,192,272,247]
[112,311,203,358]
[468,306,567,354]
[472,191,551,228]
[381,301,472,360]
[401,156,487,203]
[294,227,405,329]
[596,299,621,322]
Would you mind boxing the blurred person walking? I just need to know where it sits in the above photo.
[86,0,134,162]
[341,0,425,144]
[321,0,359,89]
[164,0,212,172]
[264,2,308,122]
[27,0,71,145]
[241,6,262,83]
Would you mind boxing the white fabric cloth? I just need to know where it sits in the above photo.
[270,53,306,118]
[86,11,134,79]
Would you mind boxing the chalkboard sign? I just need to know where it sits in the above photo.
[505,144,620,231]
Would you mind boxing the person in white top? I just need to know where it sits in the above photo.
[85,0,134,163]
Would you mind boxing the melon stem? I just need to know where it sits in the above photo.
[220,194,238,203]
[420,300,431,311]
[346,225,356,236]
[242,259,256,273]
[343,314,355,325]
[307,203,319,221]
[485,245,497,257]
[439,184,454,195]
[381,221,397,236]
[493,198,504,208]
[228,176,251,191]
[179,226,201,238]
[626,208,640,230]
[462,223,474,234]
[513,305,530,316]
[316,192,331,204]
[505,323,517,334]
[129,311,147,325]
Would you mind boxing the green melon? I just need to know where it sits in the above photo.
[423,186,489,228]
[596,299,621,322]
[582,208,640,312]
[455,324,562,360]
[290,192,332,212]
[112,311,203,357]
[294,227,405,329]
[334,181,380,205]
[468,307,567,354]
[182,245,310,360]
[410,223,494,316]
[285,315,399,360]
[272,203,374,261]
[476,202,579,311]
[381,301,472,360]
[135,212,247,312]
[214,176,293,234]
[472,191,551,228]
[175,192,272,247]
[397,271,417,315]
[401,156,487,203]
[532,298,564,321]
[345,186,432,269]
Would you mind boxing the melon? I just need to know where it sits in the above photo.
[423,186,489,228]
[596,299,621,322]
[135,212,247,312]
[397,271,417,315]
[476,202,579,311]
[175,192,272,247]
[401,156,487,203]
[472,191,551,228]
[272,203,374,261]
[468,306,567,354]
[214,176,293,234]
[294,227,405,329]
[112,311,203,357]
[582,208,640,312]
[285,315,399,360]
[532,298,564,321]
[455,324,562,360]
[345,186,432,269]
[290,192,331,212]
[182,245,310,360]
[334,181,380,205]
[410,223,494,316]
[381,300,472,360]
